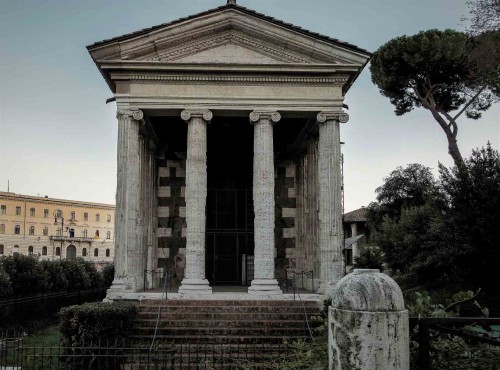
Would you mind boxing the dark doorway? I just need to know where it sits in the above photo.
[66,245,77,259]
[206,117,254,285]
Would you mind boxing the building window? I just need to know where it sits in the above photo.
[55,247,60,256]
[70,211,76,220]
[0,224,5,234]
[94,248,99,257]
[82,229,87,238]
[105,249,110,257]
[82,248,87,257]
[14,225,20,234]
[106,231,111,239]
[1,205,6,214]
[84,212,88,221]
[30,208,35,217]
[43,227,48,236]
[96,214,100,222]
[107,214,111,223]
[16,206,21,216]
[42,246,47,255]
[44,209,49,218]
[29,226,35,235]
[0,245,4,254]
[95,230,99,238]
[13,245,19,257]
[28,246,34,255]
[56,228,62,236]
[69,228,75,237]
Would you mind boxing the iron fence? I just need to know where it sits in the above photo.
[0,338,175,370]
[410,317,500,370]
[143,269,173,293]
[0,332,296,369]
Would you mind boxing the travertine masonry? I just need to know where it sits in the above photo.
[248,111,282,295]
[317,111,348,294]
[178,110,213,295]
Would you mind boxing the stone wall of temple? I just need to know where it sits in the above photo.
[274,161,298,283]
[156,159,186,277]
[294,139,320,282]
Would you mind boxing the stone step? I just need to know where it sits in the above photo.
[131,334,306,345]
[136,318,309,328]
[138,305,321,314]
[139,299,320,307]
[134,326,309,337]
[137,311,318,321]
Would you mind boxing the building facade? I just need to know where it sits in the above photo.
[343,207,374,267]
[88,1,370,296]
[0,192,115,264]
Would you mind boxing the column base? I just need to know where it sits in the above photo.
[248,279,282,295]
[104,277,144,301]
[178,278,213,295]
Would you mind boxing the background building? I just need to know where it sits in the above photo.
[343,207,375,266]
[0,192,115,265]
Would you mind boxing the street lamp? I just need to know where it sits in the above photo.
[53,210,64,261]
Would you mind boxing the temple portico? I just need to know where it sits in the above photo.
[87,1,370,299]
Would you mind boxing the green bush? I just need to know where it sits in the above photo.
[353,247,385,272]
[1,254,44,296]
[59,302,137,369]
[0,263,13,298]
[0,256,111,297]
[59,302,137,346]
[101,264,114,289]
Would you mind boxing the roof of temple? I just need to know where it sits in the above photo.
[87,3,370,55]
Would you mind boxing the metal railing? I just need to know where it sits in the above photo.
[284,270,315,297]
[0,333,296,370]
[143,269,173,294]
[410,317,500,370]
[0,336,175,370]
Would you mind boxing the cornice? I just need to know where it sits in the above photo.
[126,74,349,87]
[0,192,115,211]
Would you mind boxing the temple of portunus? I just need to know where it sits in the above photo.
[87,1,371,300]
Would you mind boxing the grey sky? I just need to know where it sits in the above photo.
[0,0,498,212]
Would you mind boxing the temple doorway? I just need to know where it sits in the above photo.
[206,117,254,286]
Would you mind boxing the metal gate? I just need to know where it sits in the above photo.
[206,231,254,285]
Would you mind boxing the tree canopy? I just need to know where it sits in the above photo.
[465,0,500,35]
[370,29,499,169]
[368,145,500,296]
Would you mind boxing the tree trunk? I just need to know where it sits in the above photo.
[429,109,466,170]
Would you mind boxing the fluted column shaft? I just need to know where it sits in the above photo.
[248,111,282,295]
[110,109,145,292]
[178,109,213,295]
[317,110,349,294]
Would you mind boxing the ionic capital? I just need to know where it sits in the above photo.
[117,109,144,121]
[181,109,213,122]
[317,111,349,124]
[249,111,281,124]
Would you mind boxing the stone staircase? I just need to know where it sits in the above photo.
[130,299,323,368]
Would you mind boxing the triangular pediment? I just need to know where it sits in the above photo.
[90,7,370,66]
[139,29,334,64]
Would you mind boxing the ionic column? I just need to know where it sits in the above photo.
[351,222,358,262]
[248,111,282,295]
[317,110,349,294]
[108,109,145,294]
[178,109,213,295]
